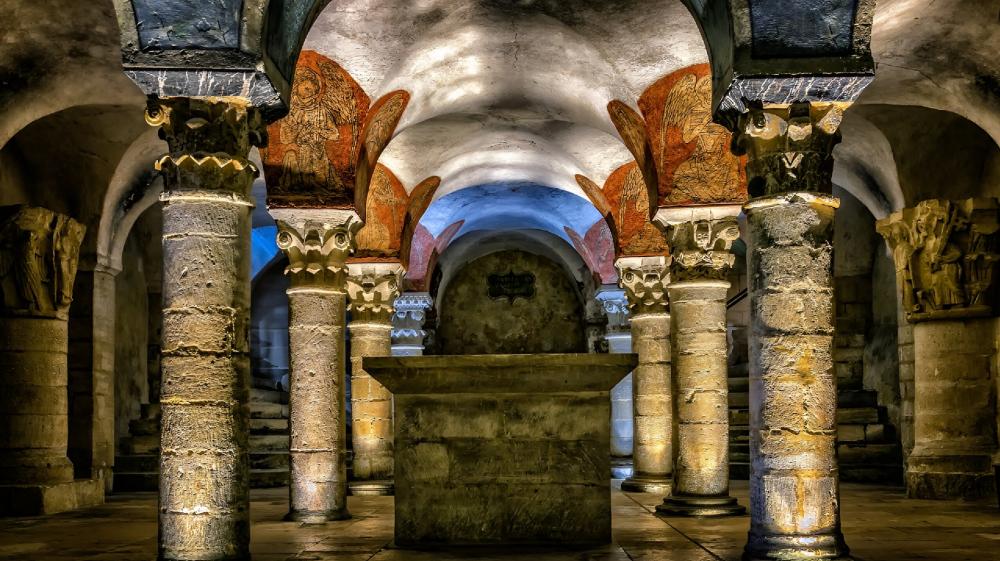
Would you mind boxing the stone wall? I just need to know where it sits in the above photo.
[114,235,149,446]
[250,259,291,389]
[437,250,586,355]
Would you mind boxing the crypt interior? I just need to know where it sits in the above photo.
[1,1,999,560]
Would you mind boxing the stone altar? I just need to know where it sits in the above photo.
[363,353,637,547]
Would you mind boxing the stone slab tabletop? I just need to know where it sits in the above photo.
[363,353,638,394]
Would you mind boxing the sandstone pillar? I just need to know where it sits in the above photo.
[654,206,745,517]
[346,261,403,495]
[877,198,1000,500]
[146,98,263,560]
[734,102,850,560]
[616,255,672,494]
[596,287,634,459]
[0,206,98,515]
[272,209,360,522]
[391,292,433,356]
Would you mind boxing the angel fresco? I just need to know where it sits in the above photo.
[277,59,360,195]
[659,73,743,203]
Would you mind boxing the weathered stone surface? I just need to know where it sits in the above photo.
[658,279,743,517]
[743,193,849,561]
[907,319,998,500]
[273,208,359,522]
[150,97,258,560]
[364,354,634,546]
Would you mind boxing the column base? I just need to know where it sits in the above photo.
[620,474,671,494]
[284,507,351,524]
[348,479,394,496]
[906,453,997,500]
[657,495,745,517]
[0,478,104,516]
[743,533,851,561]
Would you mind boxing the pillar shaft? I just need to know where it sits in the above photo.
[733,102,851,561]
[0,206,85,487]
[616,256,672,494]
[653,208,744,517]
[877,198,1000,500]
[273,209,360,522]
[347,262,402,495]
[148,98,262,561]
[597,287,633,459]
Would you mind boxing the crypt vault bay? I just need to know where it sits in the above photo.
[0,1,999,560]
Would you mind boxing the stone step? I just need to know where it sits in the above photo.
[728,377,749,393]
[837,442,901,465]
[729,409,749,426]
[251,434,288,452]
[251,468,289,488]
[250,452,289,470]
[250,418,289,434]
[729,462,749,480]
[837,407,880,424]
[115,454,158,473]
[251,387,288,405]
[840,464,904,485]
[250,402,289,419]
[121,434,159,455]
[128,417,159,436]
[728,392,749,408]
[838,389,878,408]
[728,363,749,378]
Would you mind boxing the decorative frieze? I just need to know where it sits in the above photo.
[655,206,741,281]
[595,287,630,335]
[876,198,1000,322]
[731,102,846,197]
[615,255,670,316]
[0,206,86,319]
[346,262,404,324]
[273,209,362,290]
[392,292,433,352]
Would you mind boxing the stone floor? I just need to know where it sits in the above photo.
[0,481,998,561]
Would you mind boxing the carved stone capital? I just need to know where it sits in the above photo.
[346,262,404,324]
[655,205,742,281]
[615,255,671,316]
[146,97,265,199]
[392,292,433,348]
[732,102,847,197]
[0,206,86,319]
[595,287,630,335]
[877,198,1000,323]
[272,209,362,290]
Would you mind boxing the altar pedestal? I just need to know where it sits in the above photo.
[364,353,637,547]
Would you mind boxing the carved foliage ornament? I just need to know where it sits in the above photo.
[876,198,1000,322]
[732,102,845,198]
[0,206,86,319]
[346,263,403,323]
[276,215,361,289]
[616,256,670,316]
[667,217,740,281]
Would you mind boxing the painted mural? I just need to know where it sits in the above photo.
[404,219,464,291]
[355,164,408,258]
[354,90,411,219]
[638,64,747,206]
[607,100,659,218]
[576,163,668,258]
[400,176,442,269]
[565,224,616,285]
[261,50,370,208]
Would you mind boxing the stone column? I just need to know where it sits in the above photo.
[654,206,745,517]
[616,255,673,494]
[733,102,850,560]
[272,209,360,522]
[596,287,634,460]
[91,262,118,491]
[0,206,94,515]
[346,261,403,495]
[146,98,263,560]
[391,292,433,356]
[877,198,1000,500]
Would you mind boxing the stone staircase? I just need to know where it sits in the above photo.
[727,356,904,484]
[114,386,291,492]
